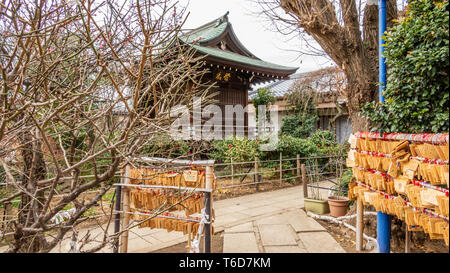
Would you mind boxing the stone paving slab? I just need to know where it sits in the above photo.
[255,214,287,226]
[127,235,166,253]
[271,194,301,202]
[224,204,252,212]
[297,232,346,253]
[243,199,277,209]
[265,245,307,253]
[213,212,249,228]
[223,233,259,253]
[239,205,284,217]
[258,224,298,246]
[225,222,254,233]
[271,199,303,209]
[149,229,186,243]
[213,207,235,217]
[284,210,326,233]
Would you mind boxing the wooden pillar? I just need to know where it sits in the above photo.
[335,156,339,178]
[301,164,307,198]
[113,184,122,253]
[230,157,234,186]
[405,227,411,253]
[296,154,301,184]
[279,152,282,185]
[255,157,259,191]
[204,166,214,253]
[120,165,131,253]
[188,224,192,252]
[356,197,364,251]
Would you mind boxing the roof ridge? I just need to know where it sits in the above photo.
[191,45,298,71]
[182,12,229,38]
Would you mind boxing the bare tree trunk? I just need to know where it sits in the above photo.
[17,129,47,252]
[277,0,398,133]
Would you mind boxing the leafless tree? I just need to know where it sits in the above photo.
[0,0,213,253]
[251,0,408,132]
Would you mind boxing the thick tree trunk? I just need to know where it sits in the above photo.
[16,129,47,252]
[344,58,377,133]
[279,0,398,133]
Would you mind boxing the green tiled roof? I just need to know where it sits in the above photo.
[181,21,228,44]
[191,44,297,72]
[180,12,298,74]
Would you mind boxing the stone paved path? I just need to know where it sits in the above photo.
[1,181,346,253]
[222,207,345,253]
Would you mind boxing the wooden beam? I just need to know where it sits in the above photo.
[120,165,131,253]
[356,197,364,251]
[302,164,307,198]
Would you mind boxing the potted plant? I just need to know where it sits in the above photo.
[327,169,351,217]
[305,188,330,215]
[304,161,329,214]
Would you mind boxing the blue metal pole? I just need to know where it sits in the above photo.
[379,0,387,103]
[377,211,391,253]
[377,0,391,253]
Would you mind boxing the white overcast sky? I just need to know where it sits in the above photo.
[178,0,334,74]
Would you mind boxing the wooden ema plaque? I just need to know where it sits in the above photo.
[347,133,449,246]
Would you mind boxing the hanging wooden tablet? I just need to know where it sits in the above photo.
[376,139,383,153]
[387,181,395,195]
[421,188,446,207]
[428,219,444,240]
[441,144,449,161]
[402,159,420,180]
[436,196,449,216]
[387,158,399,178]
[424,143,439,159]
[409,144,418,157]
[199,171,206,188]
[394,176,409,195]
[444,226,449,246]
[368,140,376,152]
[356,138,362,150]
[183,170,198,182]
[166,219,174,232]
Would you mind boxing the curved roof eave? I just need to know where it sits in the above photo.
[190,44,298,75]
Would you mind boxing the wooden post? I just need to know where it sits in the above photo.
[188,224,192,252]
[255,157,259,191]
[113,184,122,253]
[405,227,411,253]
[204,165,213,253]
[335,157,339,178]
[230,157,234,186]
[279,152,282,185]
[120,165,131,253]
[296,154,301,184]
[356,197,364,251]
[301,164,307,198]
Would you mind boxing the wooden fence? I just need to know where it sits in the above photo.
[213,154,346,191]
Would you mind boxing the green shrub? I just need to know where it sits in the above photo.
[252,88,276,120]
[310,130,336,147]
[329,168,353,197]
[362,0,449,133]
[280,113,318,138]
[276,134,320,158]
[140,133,190,158]
[209,137,264,163]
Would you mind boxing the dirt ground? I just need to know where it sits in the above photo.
[315,204,450,253]
[214,181,297,201]
[150,232,224,253]
[4,178,448,253]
